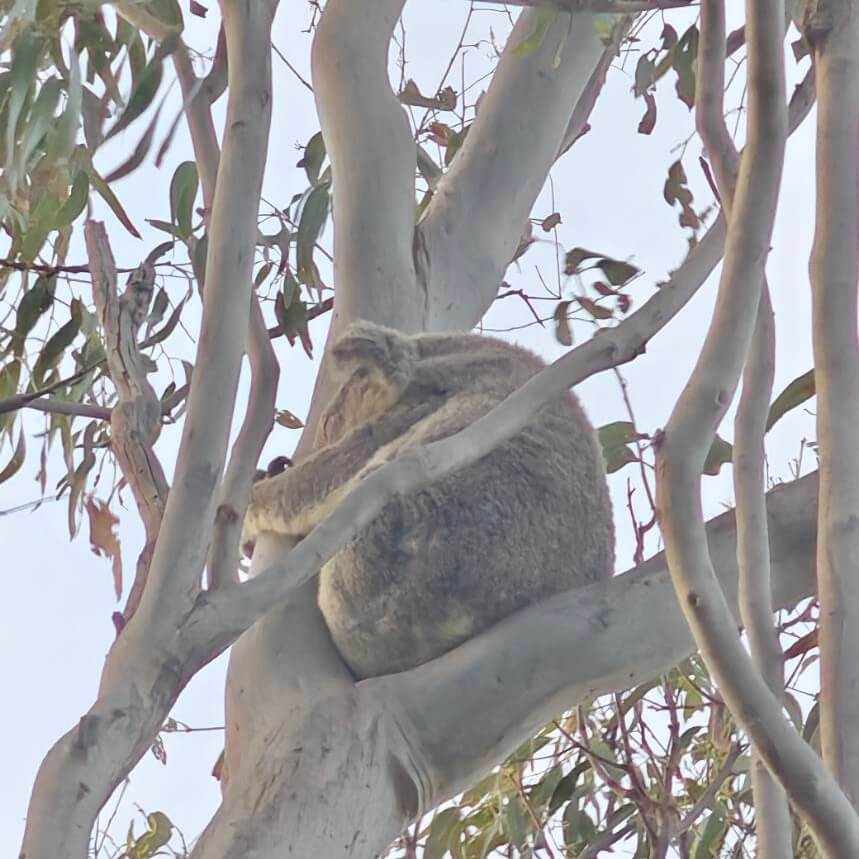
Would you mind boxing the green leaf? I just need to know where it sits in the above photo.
[192,234,208,287]
[597,257,640,287]
[144,295,186,347]
[32,299,82,387]
[512,10,555,58]
[766,369,814,431]
[81,86,106,151]
[169,160,198,238]
[564,247,603,275]
[104,99,165,183]
[254,261,274,288]
[126,810,173,859]
[703,434,732,476]
[105,57,163,141]
[52,170,89,229]
[563,806,596,851]
[672,25,699,110]
[528,764,563,808]
[548,770,577,815]
[147,218,185,239]
[424,808,460,859]
[598,421,642,449]
[15,76,61,177]
[13,275,55,353]
[0,426,25,483]
[146,287,169,335]
[297,131,326,185]
[296,182,330,282]
[274,288,309,343]
[5,31,41,182]
[145,0,183,29]
[690,803,727,859]
[89,168,141,237]
[502,798,529,849]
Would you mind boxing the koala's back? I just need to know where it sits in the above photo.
[317,332,614,679]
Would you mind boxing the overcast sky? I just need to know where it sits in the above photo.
[1,4,818,852]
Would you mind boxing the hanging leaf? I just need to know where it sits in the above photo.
[766,369,815,431]
[169,160,198,238]
[424,808,460,859]
[638,92,657,135]
[125,810,174,859]
[144,295,186,347]
[105,57,164,141]
[598,421,643,449]
[553,301,573,346]
[577,296,612,320]
[296,182,330,283]
[541,212,561,232]
[703,434,733,476]
[53,171,90,229]
[633,53,656,98]
[296,131,326,186]
[597,258,640,286]
[32,299,82,387]
[603,443,637,474]
[564,247,603,275]
[89,168,141,237]
[13,276,55,354]
[67,421,98,538]
[5,32,41,184]
[0,427,25,483]
[85,497,123,600]
[192,234,208,287]
[104,100,165,183]
[672,26,699,110]
[663,160,699,232]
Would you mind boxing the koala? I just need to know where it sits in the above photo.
[243,322,614,679]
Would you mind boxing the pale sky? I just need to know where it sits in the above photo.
[1,4,818,853]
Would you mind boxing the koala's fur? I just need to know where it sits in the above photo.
[244,322,614,679]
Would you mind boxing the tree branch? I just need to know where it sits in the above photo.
[85,226,169,621]
[208,298,278,589]
[23,397,111,420]
[380,473,820,807]
[19,4,279,856]
[478,0,692,9]
[655,0,859,851]
[416,9,622,330]
[311,0,422,331]
[205,214,725,636]
[809,0,859,807]
[696,5,790,856]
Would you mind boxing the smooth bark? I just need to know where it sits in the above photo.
[696,3,791,854]
[810,0,859,808]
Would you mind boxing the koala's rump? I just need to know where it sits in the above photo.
[317,393,614,679]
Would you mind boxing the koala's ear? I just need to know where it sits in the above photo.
[331,322,417,385]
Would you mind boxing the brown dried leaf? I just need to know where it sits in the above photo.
[85,497,123,600]
[276,409,304,429]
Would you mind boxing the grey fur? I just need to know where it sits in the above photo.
[243,322,615,679]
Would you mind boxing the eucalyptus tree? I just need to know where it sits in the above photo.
[3,0,858,856]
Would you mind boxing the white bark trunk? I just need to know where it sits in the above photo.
[810,0,859,807]
[416,9,617,330]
